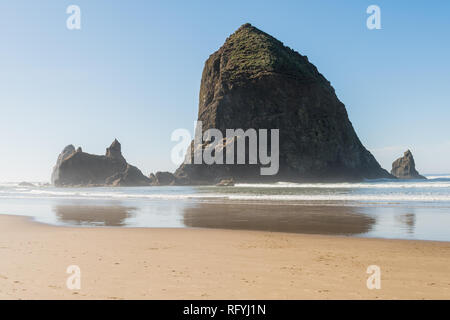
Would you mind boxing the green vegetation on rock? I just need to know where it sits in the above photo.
[216,23,321,82]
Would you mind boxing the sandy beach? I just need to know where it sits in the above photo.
[0,215,449,300]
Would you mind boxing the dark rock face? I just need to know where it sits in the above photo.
[106,139,126,163]
[51,140,151,187]
[175,23,393,183]
[105,164,152,186]
[391,150,426,179]
[51,144,76,185]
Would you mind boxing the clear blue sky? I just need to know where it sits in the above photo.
[1,0,449,181]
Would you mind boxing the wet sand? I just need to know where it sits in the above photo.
[182,202,376,235]
[0,215,449,299]
[53,201,377,234]
[3,194,450,240]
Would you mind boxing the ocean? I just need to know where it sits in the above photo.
[1,175,450,241]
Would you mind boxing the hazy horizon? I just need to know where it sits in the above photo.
[1,1,449,181]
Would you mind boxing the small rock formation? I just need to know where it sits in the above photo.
[391,150,426,179]
[105,164,152,186]
[149,171,177,186]
[216,178,235,187]
[175,23,393,184]
[18,182,35,187]
[51,140,151,187]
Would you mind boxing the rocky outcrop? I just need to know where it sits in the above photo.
[149,171,177,186]
[18,182,36,187]
[175,23,393,184]
[106,139,126,163]
[216,178,235,186]
[51,144,76,185]
[51,140,152,187]
[105,164,152,186]
[391,150,426,179]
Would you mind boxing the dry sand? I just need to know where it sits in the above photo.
[0,215,449,300]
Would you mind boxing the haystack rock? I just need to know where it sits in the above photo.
[175,23,393,184]
[391,150,426,180]
[51,139,151,186]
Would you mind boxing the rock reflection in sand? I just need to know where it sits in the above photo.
[182,203,376,235]
[395,211,416,235]
[53,203,136,226]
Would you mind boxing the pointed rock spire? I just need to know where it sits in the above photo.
[106,139,125,162]
[391,150,426,179]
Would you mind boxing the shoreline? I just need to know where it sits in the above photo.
[2,212,450,244]
[1,214,449,299]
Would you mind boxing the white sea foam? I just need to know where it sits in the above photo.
[0,182,19,187]
[0,188,449,202]
[0,188,223,200]
[0,177,449,204]
[8,193,450,202]
[234,181,450,189]
[227,194,450,202]
[426,175,450,179]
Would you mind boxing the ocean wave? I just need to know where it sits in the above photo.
[0,189,223,200]
[227,194,450,202]
[1,188,450,202]
[234,181,450,189]
[425,175,450,180]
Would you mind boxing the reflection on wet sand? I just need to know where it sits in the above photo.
[183,203,376,236]
[54,203,136,226]
[395,210,416,235]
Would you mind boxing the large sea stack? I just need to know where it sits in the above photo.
[175,23,392,184]
[51,139,152,186]
[391,150,426,180]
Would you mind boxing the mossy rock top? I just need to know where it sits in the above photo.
[211,23,325,83]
